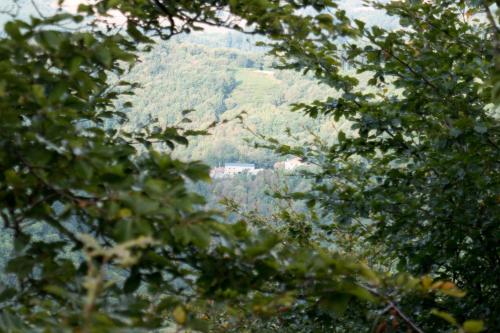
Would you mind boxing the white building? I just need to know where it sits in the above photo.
[284,157,305,170]
[224,163,255,175]
[274,157,307,171]
[210,163,264,178]
[209,167,225,179]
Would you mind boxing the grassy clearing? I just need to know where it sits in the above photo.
[227,68,282,107]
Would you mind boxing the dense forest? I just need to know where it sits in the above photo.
[0,1,499,333]
[122,31,336,216]
[123,32,342,166]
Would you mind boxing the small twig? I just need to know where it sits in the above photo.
[0,2,20,17]
[376,42,439,92]
[30,0,46,18]
[388,300,425,333]
[364,285,425,333]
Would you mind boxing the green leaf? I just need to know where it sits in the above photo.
[187,224,211,249]
[431,309,457,326]
[0,287,17,303]
[463,320,485,333]
[6,256,35,279]
[338,131,346,143]
[127,22,152,43]
[95,47,112,67]
[13,234,30,253]
[173,306,187,325]
[43,285,69,299]
[4,21,22,40]
[123,272,142,294]
[318,293,351,315]
[40,31,63,49]
[32,84,46,103]
[354,19,365,31]
[48,82,67,102]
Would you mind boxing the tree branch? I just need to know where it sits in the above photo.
[365,285,425,333]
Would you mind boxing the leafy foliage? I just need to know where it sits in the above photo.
[261,0,500,331]
[122,36,337,166]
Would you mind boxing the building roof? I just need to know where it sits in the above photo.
[225,163,255,168]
